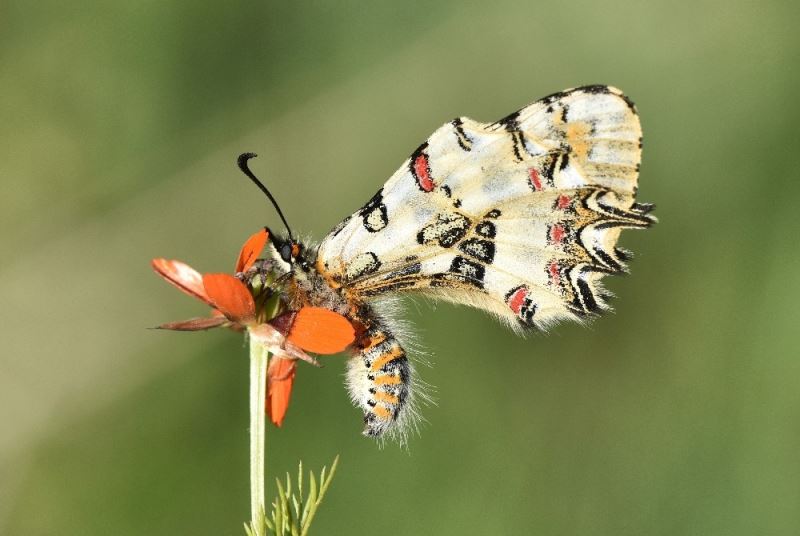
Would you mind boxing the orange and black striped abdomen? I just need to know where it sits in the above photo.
[346,325,411,437]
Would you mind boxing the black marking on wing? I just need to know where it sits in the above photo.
[345,252,382,280]
[590,247,624,273]
[614,247,632,262]
[393,262,422,277]
[497,111,527,162]
[579,84,637,113]
[452,118,473,151]
[371,261,422,283]
[458,238,495,264]
[541,89,569,106]
[575,278,599,312]
[520,300,536,325]
[359,189,388,232]
[485,209,502,219]
[632,202,656,214]
[594,220,651,231]
[416,213,471,248]
[559,151,570,171]
[449,256,486,284]
[595,200,655,227]
[475,220,496,238]
[421,259,486,290]
[540,154,558,186]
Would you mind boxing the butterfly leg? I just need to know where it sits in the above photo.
[346,326,411,438]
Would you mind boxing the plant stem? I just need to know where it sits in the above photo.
[249,335,270,535]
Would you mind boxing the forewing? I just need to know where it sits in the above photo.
[316,86,654,330]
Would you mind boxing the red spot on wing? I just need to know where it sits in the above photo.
[550,224,566,244]
[507,287,528,315]
[528,168,543,191]
[556,195,571,210]
[235,228,269,273]
[202,273,256,324]
[414,153,434,192]
[548,261,560,286]
[266,358,296,427]
[287,307,355,354]
[151,258,214,307]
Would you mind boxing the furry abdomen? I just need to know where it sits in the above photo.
[347,321,411,438]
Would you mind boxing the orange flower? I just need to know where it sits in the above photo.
[151,228,354,426]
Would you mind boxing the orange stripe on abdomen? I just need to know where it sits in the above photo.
[347,326,412,438]
[370,345,404,372]
[374,391,400,405]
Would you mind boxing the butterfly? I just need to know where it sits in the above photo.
[154,85,654,442]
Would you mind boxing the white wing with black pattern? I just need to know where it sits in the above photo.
[315,85,654,331]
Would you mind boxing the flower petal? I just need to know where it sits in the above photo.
[202,273,256,324]
[154,316,228,331]
[151,259,213,306]
[287,307,355,354]
[266,358,296,427]
[235,228,269,273]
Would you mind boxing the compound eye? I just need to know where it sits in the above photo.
[279,243,293,263]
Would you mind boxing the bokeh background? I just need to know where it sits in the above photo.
[2,1,799,534]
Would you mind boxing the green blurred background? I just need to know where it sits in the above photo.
[2,1,799,534]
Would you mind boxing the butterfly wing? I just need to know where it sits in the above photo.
[316,85,654,330]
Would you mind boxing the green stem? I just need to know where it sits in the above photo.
[249,335,270,535]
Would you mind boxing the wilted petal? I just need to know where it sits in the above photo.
[152,258,214,306]
[154,316,228,331]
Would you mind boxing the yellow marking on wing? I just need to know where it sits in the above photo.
[566,121,591,159]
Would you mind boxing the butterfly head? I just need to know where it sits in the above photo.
[263,229,311,274]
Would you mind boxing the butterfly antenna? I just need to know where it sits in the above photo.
[237,153,294,241]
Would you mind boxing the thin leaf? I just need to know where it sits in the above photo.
[275,479,287,535]
[292,494,301,519]
[297,461,304,502]
[319,456,340,500]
